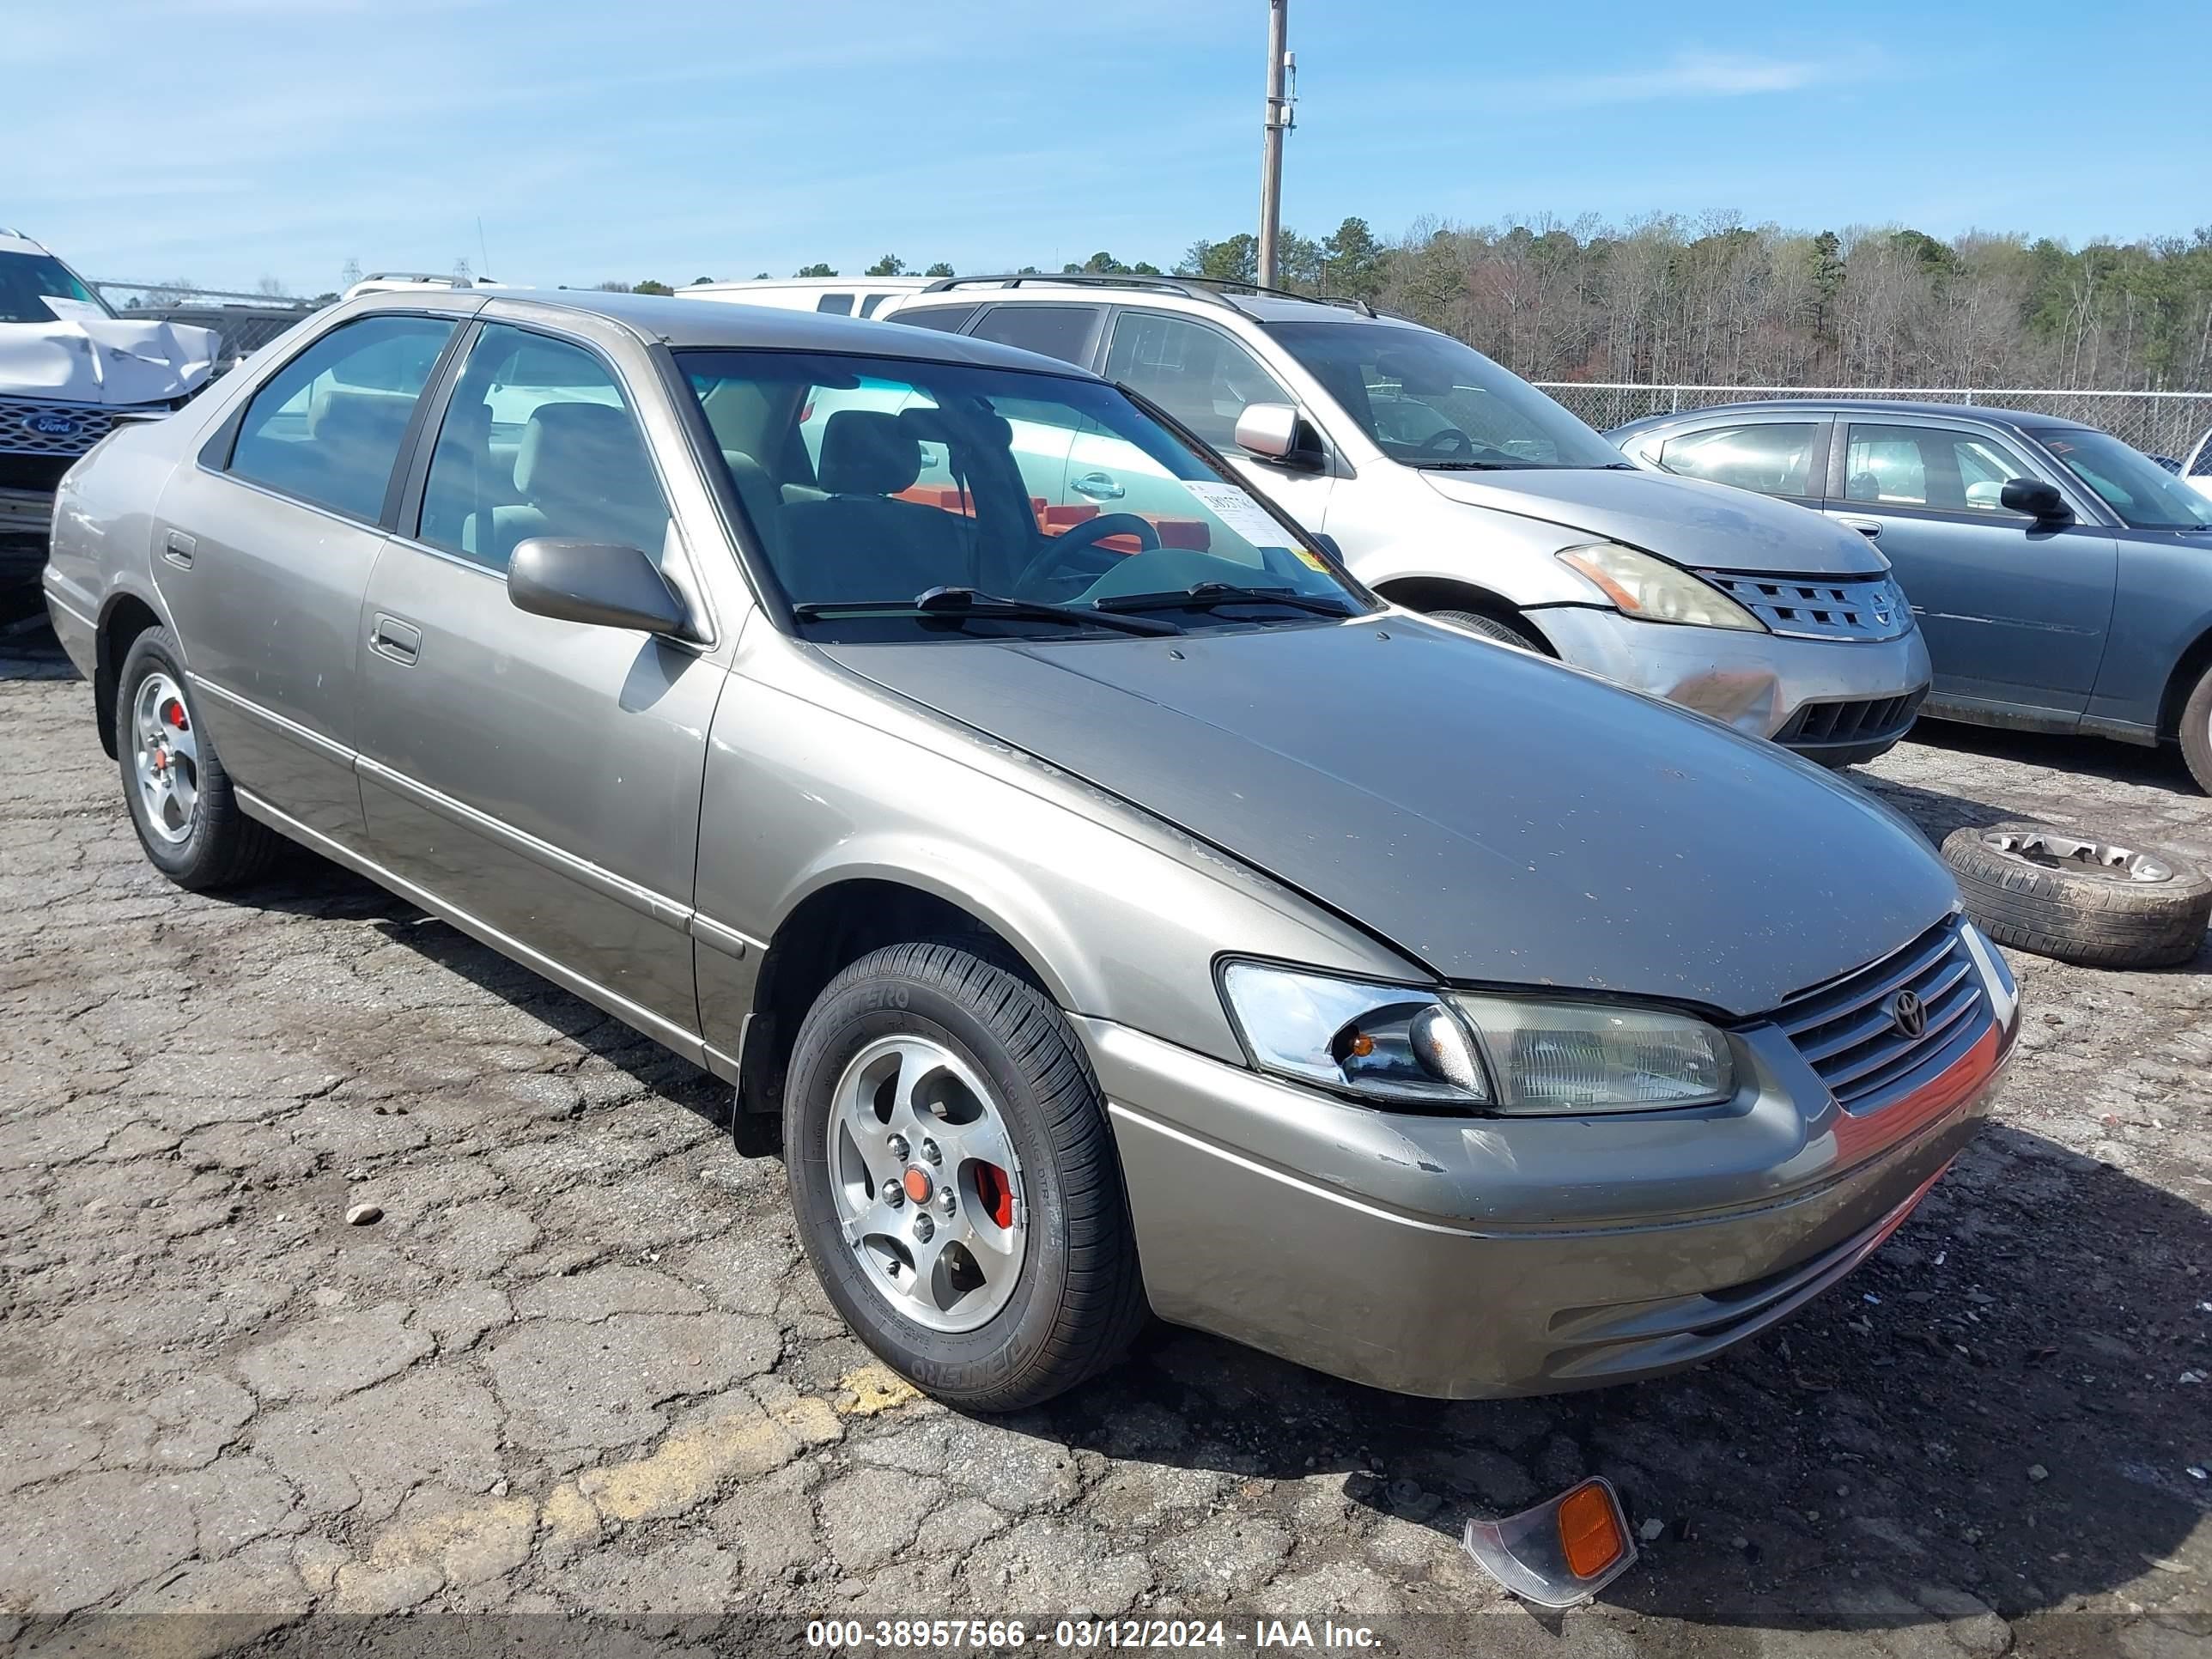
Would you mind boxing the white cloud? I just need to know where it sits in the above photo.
[1503,48,1871,110]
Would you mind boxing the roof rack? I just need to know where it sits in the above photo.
[358,271,489,287]
[919,271,1376,318]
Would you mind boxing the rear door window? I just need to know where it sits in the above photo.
[969,305,1103,368]
[895,304,979,334]
[227,313,456,522]
[1657,422,1820,498]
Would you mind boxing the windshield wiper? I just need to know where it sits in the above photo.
[1094,580,1358,619]
[792,586,1179,636]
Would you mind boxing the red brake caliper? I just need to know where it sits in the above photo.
[161,699,188,732]
[973,1163,1015,1230]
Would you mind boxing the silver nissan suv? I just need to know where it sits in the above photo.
[884,275,1933,766]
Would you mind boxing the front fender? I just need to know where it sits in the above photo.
[695,632,1426,1066]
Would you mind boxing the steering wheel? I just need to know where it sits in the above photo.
[1419,427,1474,456]
[1012,513,1162,593]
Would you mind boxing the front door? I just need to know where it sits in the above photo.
[1100,311,1337,532]
[1826,419,2117,717]
[150,312,459,844]
[354,320,724,1046]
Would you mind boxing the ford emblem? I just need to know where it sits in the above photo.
[25,411,82,437]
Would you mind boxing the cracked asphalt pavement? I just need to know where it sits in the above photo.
[2,617,2209,1657]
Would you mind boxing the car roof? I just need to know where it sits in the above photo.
[0,229,52,257]
[1614,398,2094,434]
[356,286,1109,378]
[896,275,1402,327]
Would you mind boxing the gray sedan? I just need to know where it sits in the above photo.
[1613,399,2212,793]
[44,290,2021,1407]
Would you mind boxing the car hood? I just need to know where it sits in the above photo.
[0,301,219,407]
[821,617,1955,1017]
[1419,465,1883,577]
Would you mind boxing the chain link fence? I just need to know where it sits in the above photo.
[1536,383,2212,463]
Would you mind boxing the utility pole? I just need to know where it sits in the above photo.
[1257,0,1291,288]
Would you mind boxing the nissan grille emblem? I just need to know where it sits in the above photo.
[1889,989,1928,1040]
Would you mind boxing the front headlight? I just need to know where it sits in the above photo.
[1557,542,1765,632]
[1218,962,1735,1115]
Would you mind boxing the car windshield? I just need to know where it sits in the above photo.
[0,251,114,325]
[1263,319,1626,470]
[678,349,1370,640]
[2028,427,2212,530]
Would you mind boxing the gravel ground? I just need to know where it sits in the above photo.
[2,618,2208,1659]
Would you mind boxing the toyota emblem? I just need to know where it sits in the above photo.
[1889,988,1928,1039]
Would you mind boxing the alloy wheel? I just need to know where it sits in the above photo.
[825,1034,1026,1333]
[131,672,200,845]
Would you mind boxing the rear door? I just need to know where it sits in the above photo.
[353,318,728,1047]
[151,310,461,847]
[1824,418,2117,716]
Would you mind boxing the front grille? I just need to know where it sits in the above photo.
[0,453,72,494]
[0,398,144,461]
[1774,688,1926,750]
[1776,917,1990,1110]
[1698,569,1911,641]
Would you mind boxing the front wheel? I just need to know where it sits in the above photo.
[784,942,1146,1410]
[2181,661,2212,796]
[1432,606,1549,655]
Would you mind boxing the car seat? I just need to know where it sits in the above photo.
[466,402,669,568]
[774,410,974,603]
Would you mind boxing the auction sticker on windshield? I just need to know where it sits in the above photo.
[1182,480,1326,565]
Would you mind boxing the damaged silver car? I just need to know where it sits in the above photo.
[44,289,2021,1407]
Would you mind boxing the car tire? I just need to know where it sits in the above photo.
[784,941,1146,1410]
[114,627,283,891]
[1940,822,2211,969]
[1433,607,1549,655]
[2180,661,2212,796]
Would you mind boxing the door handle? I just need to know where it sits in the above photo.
[1070,471,1125,501]
[162,530,196,568]
[1835,516,1883,538]
[369,614,422,665]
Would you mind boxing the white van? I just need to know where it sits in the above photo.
[681,276,933,320]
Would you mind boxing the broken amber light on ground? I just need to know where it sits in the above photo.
[1558,1480,1629,1578]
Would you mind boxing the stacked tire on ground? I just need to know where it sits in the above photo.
[1941,823,2212,969]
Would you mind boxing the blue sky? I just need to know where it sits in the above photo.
[9,0,2205,295]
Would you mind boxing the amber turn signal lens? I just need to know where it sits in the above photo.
[1557,1480,1628,1579]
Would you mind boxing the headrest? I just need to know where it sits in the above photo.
[516,401,647,497]
[309,389,412,451]
[819,410,921,496]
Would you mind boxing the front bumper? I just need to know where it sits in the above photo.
[1530,605,1932,764]
[1079,963,2016,1399]
[0,486,54,537]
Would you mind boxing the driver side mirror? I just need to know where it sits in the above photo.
[2000,477,2070,523]
[508,538,690,635]
[1235,403,1326,472]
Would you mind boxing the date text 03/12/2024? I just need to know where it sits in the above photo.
[804,1620,1382,1650]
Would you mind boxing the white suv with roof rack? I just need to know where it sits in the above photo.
[0,228,221,536]
[682,275,933,320]
[886,273,1934,764]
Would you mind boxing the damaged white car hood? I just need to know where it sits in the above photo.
[1,297,218,408]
